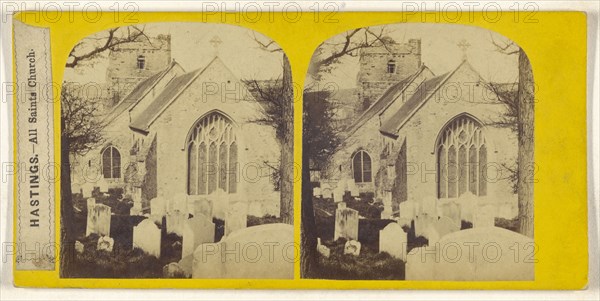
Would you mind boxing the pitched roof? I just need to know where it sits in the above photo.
[345,66,428,136]
[103,61,182,123]
[129,57,220,133]
[379,60,479,138]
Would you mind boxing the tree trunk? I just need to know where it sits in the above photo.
[59,119,75,277]
[280,54,294,225]
[300,110,318,279]
[517,48,535,238]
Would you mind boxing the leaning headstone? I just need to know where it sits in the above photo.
[405,227,534,280]
[316,238,330,258]
[344,240,361,256]
[97,235,114,252]
[346,179,359,197]
[182,214,215,258]
[75,241,84,254]
[225,202,248,237]
[334,204,359,241]
[132,219,161,258]
[474,204,496,228]
[166,209,188,236]
[379,222,408,261]
[192,223,294,279]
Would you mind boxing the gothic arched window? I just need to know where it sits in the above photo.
[352,150,372,183]
[437,115,487,198]
[187,112,237,195]
[102,146,121,179]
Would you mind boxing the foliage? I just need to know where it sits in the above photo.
[303,90,343,170]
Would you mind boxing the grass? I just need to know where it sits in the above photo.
[314,238,405,280]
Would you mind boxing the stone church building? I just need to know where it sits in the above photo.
[322,38,519,220]
[70,35,281,218]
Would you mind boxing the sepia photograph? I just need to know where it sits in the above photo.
[60,22,295,279]
[301,23,535,280]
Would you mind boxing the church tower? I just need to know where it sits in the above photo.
[357,38,421,112]
[104,34,172,109]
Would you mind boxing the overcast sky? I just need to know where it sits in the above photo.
[316,23,520,89]
[64,22,284,84]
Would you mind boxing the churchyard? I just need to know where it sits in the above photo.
[311,183,532,280]
[68,188,292,278]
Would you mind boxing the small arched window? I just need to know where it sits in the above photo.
[102,146,121,179]
[137,55,145,69]
[352,150,372,183]
[437,115,487,198]
[387,59,396,74]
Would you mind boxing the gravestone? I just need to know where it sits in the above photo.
[474,204,496,228]
[438,200,461,228]
[334,204,359,241]
[75,241,84,254]
[333,186,344,203]
[208,188,229,220]
[86,200,111,237]
[381,192,393,219]
[192,223,294,279]
[405,227,534,280]
[182,214,215,258]
[321,183,333,199]
[163,262,185,278]
[313,187,322,197]
[166,209,188,236]
[169,193,188,213]
[150,197,167,217]
[457,192,477,222]
[346,179,359,197]
[427,216,460,244]
[194,198,214,219]
[225,202,248,237]
[344,240,361,256]
[81,182,94,198]
[132,219,161,258]
[247,200,263,217]
[316,238,330,258]
[97,179,109,193]
[379,222,408,261]
[97,235,114,252]
[414,213,435,239]
[131,187,143,216]
[399,200,415,220]
[421,196,437,217]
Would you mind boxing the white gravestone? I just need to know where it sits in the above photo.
[316,238,330,258]
[457,192,477,223]
[399,200,416,220]
[168,193,188,214]
[182,214,215,258]
[334,203,359,241]
[414,213,435,239]
[426,216,460,244]
[379,222,408,261]
[86,199,111,237]
[194,198,214,219]
[166,209,188,236]
[225,202,248,237]
[313,187,322,197]
[406,227,534,280]
[247,200,263,217]
[192,223,294,279]
[437,200,461,229]
[321,183,333,199]
[474,204,496,228]
[333,186,344,203]
[420,196,437,217]
[344,240,361,256]
[346,179,359,197]
[151,197,167,217]
[208,189,229,220]
[133,219,161,258]
[97,235,114,252]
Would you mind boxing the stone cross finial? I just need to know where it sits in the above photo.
[209,36,223,55]
[457,39,471,61]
